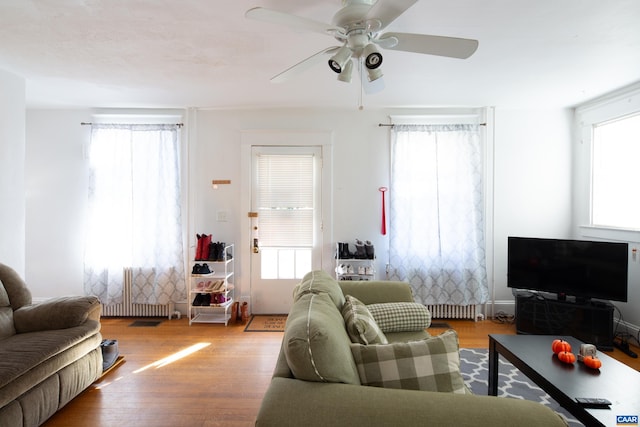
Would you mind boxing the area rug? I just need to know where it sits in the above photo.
[129,319,163,327]
[460,348,583,427]
[429,321,451,329]
[244,315,287,332]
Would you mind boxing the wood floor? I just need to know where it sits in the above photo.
[43,317,640,427]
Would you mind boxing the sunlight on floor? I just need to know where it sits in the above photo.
[133,342,211,373]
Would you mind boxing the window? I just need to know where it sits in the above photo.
[592,113,640,229]
[84,123,185,305]
[255,151,315,279]
[389,124,489,306]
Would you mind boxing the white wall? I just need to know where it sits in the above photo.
[24,106,574,319]
[192,108,393,301]
[491,108,573,313]
[25,109,92,294]
[0,69,26,276]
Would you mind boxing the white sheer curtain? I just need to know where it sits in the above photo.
[84,124,186,305]
[389,124,488,306]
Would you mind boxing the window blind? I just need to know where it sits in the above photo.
[257,154,314,247]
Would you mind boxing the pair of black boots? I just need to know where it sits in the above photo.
[337,240,375,260]
[208,242,227,262]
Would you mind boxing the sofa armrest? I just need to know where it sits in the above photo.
[338,281,415,305]
[256,377,568,427]
[13,296,101,333]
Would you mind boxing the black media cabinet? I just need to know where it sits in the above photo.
[514,291,614,350]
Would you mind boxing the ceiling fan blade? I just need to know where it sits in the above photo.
[364,0,418,30]
[246,7,343,36]
[377,32,479,59]
[271,47,340,83]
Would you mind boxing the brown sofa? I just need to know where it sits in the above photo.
[0,263,103,426]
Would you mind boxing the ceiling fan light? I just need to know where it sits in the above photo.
[366,67,383,82]
[363,43,383,70]
[328,45,352,73]
[337,59,353,83]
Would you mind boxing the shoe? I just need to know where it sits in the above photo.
[191,264,202,274]
[358,265,365,275]
[365,240,375,259]
[196,234,212,261]
[230,301,239,324]
[101,339,120,372]
[192,293,203,306]
[202,293,212,306]
[195,235,203,261]
[199,263,212,274]
[338,242,350,259]
[198,234,212,260]
[203,280,216,291]
[240,302,249,323]
[354,239,367,259]
[217,242,226,261]
[195,281,207,291]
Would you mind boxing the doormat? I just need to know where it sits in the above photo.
[129,320,163,327]
[429,321,452,329]
[244,315,287,332]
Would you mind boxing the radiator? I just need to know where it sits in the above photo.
[426,304,481,321]
[101,268,177,319]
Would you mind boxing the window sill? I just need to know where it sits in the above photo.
[578,225,640,243]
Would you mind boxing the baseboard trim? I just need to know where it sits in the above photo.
[483,300,516,318]
[615,319,640,340]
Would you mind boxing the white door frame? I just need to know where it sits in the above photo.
[240,130,334,307]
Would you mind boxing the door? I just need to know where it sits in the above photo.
[250,146,323,314]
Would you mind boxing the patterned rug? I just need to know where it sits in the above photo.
[460,348,583,427]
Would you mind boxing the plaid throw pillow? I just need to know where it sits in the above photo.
[350,330,466,394]
[366,302,431,332]
[342,295,388,345]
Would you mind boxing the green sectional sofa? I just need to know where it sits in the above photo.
[255,270,568,427]
[0,263,103,426]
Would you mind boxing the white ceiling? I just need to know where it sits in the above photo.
[1,0,639,110]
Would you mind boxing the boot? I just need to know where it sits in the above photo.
[365,240,375,259]
[195,234,204,261]
[199,234,212,260]
[240,302,249,324]
[217,242,226,261]
[355,239,367,259]
[229,301,239,324]
[207,241,217,261]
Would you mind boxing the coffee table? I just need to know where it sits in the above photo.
[488,334,640,427]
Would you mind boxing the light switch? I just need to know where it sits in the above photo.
[217,210,227,222]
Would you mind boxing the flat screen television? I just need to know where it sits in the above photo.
[507,236,629,302]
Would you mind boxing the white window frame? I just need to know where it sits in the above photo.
[591,112,640,230]
[575,83,640,243]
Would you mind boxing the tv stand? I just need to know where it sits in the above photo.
[514,291,614,351]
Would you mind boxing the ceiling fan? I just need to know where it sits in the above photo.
[245,0,479,87]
